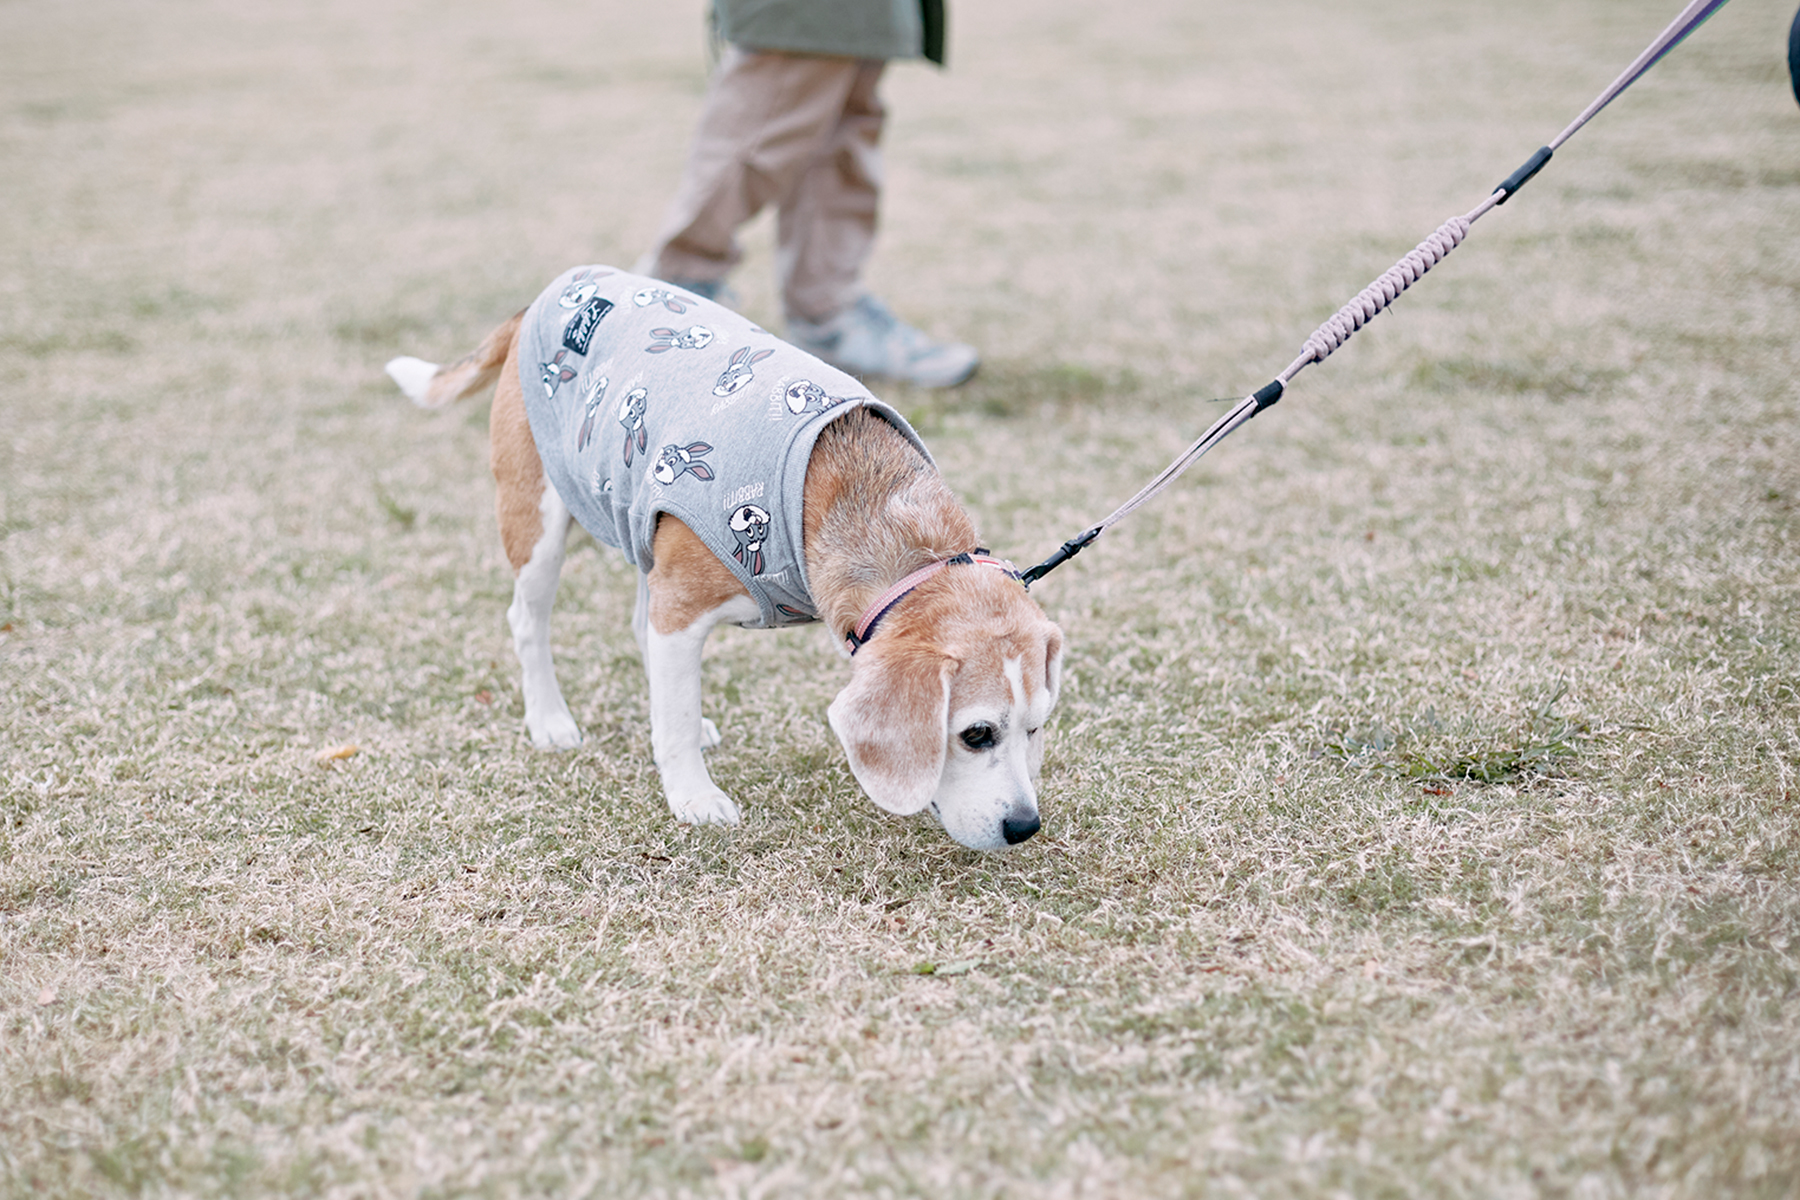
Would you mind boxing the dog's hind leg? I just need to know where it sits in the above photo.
[507,485,584,749]
[492,337,584,749]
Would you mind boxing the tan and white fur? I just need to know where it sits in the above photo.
[386,309,1063,850]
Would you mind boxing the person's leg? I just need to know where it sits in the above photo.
[775,59,886,323]
[644,47,979,387]
[639,48,866,295]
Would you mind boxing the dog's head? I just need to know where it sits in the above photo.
[827,567,1064,850]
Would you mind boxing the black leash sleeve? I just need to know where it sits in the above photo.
[1495,145,1554,203]
[1021,526,1101,589]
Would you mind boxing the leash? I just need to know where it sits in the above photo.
[1019,0,1735,590]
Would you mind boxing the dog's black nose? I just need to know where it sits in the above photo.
[1001,810,1041,845]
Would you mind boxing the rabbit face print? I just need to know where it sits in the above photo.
[784,379,851,416]
[729,503,772,576]
[652,442,716,485]
[558,279,599,309]
[618,386,650,466]
[712,346,775,398]
[632,287,689,314]
[645,325,714,353]
[540,350,577,400]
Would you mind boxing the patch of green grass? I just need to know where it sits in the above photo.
[331,312,434,347]
[898,360,1144,427]
[0,329,139,357]
[1409,355,1623,401]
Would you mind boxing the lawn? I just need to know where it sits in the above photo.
[3,0,1797,1195]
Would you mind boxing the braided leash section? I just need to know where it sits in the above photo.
[1298,215,1472,367]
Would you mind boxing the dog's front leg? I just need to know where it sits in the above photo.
[644,594,759,825]
[635,575,721,750]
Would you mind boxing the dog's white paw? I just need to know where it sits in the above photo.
[669,786,741,827]
[527,710,585,750]
[700,717,722,750]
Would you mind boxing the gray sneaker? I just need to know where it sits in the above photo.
[786,295,979,389]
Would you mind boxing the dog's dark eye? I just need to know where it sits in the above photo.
[960,723,998,751]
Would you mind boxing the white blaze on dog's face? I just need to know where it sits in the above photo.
[827,571,1064,851]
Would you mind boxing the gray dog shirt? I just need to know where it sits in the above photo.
[518,266,932,629]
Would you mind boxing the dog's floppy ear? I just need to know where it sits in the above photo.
[1044,623,1065,703]
[828,643,955,815]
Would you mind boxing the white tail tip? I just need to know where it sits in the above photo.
[385,356,441,406]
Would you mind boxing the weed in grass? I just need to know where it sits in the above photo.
[373,485,418,532]
[1322,685,1588,788]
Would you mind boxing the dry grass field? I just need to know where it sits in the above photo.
[4,0,1798,1195]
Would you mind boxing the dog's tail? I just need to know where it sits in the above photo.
[385,309,526,410]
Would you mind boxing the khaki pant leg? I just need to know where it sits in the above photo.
[640,48,870,290]
[775,59,886,322]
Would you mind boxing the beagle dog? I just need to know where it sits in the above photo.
[387,267,1062,850]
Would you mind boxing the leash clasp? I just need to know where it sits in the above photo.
[1019,526,1101,590]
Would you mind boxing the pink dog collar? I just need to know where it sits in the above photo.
[844,551,1021,655]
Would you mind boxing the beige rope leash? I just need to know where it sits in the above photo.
[1020,0,1734,589]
